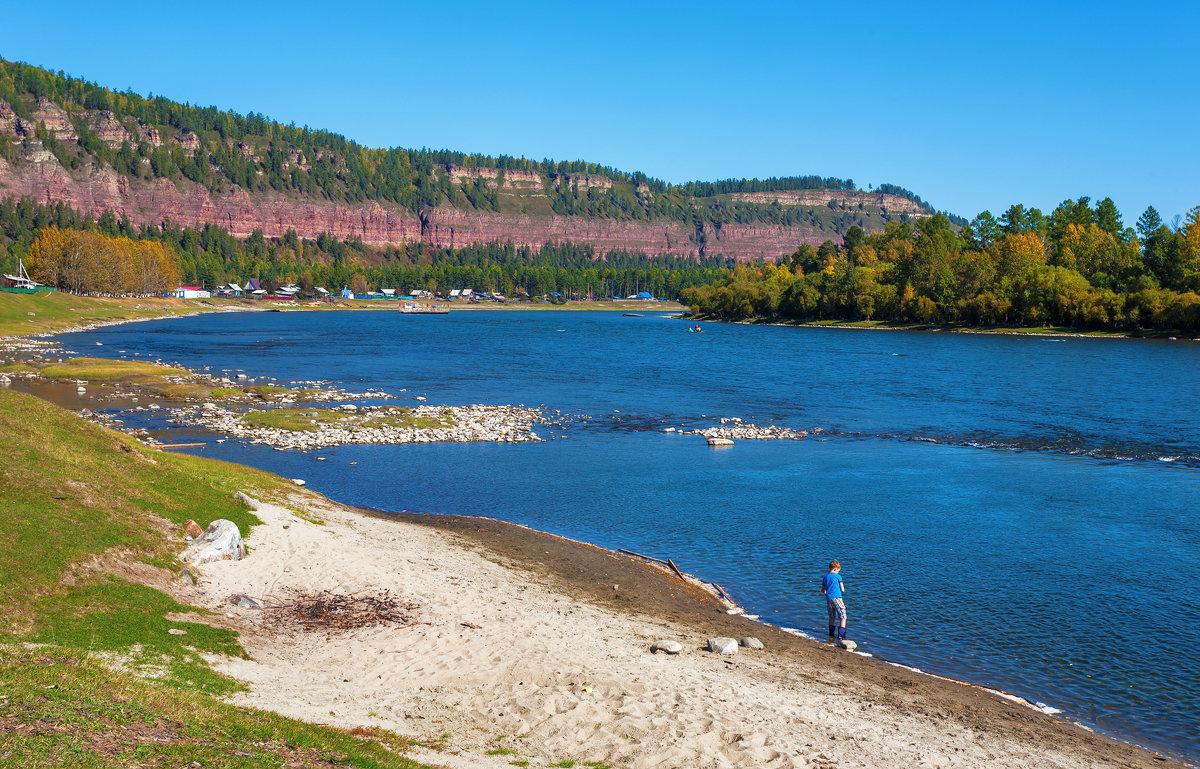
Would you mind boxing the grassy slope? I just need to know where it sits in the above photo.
[0,388,429,768]
[0,291,214,337]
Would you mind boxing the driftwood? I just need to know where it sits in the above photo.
[617,548,671,566]
[263,589,418,633]
[666,558,689,584]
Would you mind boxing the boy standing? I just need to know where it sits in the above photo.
[821,560,847,645]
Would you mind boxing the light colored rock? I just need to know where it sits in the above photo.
[227,593,261,609]
[739,637,764,649]
[839,638,858,652]
[706,637,738,654]
[234,491,261,511]
[650,640,684,654]
[168,628,187,635]
[707,437,734,447]
[292,478,306,486]
[181,519,245,565]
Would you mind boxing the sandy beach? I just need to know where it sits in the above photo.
[172,492,1170,769]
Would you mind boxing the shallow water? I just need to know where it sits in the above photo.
[60,310,1200,760]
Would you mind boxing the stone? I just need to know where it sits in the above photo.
[234,491,261,511]
[291,478,306,486]
[227,593,261,609]
[706,637,738,654]
[168,628,187,635]
[26,312,35,317]
[180,519,245,565]
[184,519,203,539]
[176,568,195,585]
[650,640,684,654]
[739,637,764,649]
[839,639,858,652]
[707,437,734,447]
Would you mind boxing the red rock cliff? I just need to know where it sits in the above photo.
[0,113,926,261]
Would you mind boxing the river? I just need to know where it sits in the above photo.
[60,309,1200,761]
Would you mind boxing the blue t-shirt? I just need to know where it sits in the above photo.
[822,572,843,600]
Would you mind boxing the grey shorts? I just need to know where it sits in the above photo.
[827,597,846,625]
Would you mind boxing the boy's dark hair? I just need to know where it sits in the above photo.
[829,559,841,571]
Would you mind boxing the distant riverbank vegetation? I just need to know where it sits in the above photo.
[680,199,1200,333]
[0,196,730,299]
[0,58,957,234]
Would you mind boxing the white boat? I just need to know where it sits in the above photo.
[399,300,449,314]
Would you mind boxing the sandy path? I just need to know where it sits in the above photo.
[183,496,1161,769]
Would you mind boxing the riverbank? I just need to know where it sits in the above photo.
[182,482,1174,768]
[687,313,1200,341]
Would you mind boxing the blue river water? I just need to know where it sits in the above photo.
[61,310,1200,760]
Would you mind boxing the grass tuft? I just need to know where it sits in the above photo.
[241,406,452,433]
[39,357,189,381]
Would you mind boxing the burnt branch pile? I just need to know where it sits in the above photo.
[263,589,419,633]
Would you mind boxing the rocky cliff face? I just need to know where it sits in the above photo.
[0,100,924,260]
[1,154,857,259]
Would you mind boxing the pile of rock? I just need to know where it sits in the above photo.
[688,423,812,441]
[174,402,545,449]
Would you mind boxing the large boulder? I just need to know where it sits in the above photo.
[706,637,739,654]
[181,519,245,565]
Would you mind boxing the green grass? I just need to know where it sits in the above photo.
[0,647,429,768]
[549,762,576,768]
[485,747,518,756]
[0,361,34,372]
[0,291,212,337]
[243,384,293,397]
[39,357,189,381]
[0,388,279,625]
[146,382,216,400]
[241,406,453,433]
[509,761,530,767]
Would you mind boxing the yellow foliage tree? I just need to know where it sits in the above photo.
[27,227,181,295]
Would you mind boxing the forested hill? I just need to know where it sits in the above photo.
[0,58,952,261]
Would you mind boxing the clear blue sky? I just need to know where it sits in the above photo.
[2,0,1196,224]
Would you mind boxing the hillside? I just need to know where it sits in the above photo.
[0,59,944,261]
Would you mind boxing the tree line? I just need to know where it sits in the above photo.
[1,195,731,299]
[680,198,1200,332]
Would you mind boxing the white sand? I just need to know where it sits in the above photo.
[182,497,1138,769]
